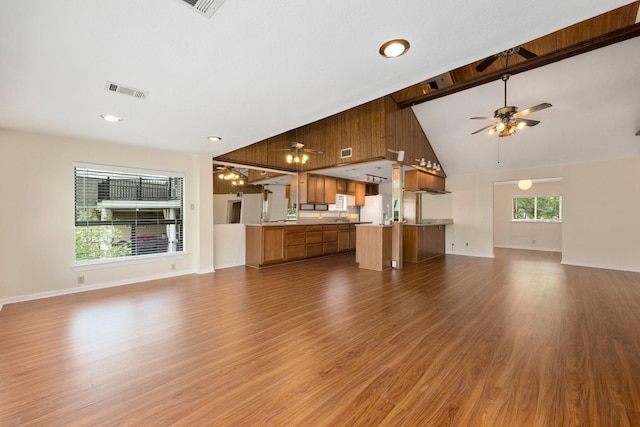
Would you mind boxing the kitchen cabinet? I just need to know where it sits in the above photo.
[337,224,350,252]
[300,173,337,204]
[323,177,337,204]
[404,170,446,192]
[323,224,338,254]
[246,223,358,268]
[344,180,367,206]
[285,225,306,261]
[349,224,357,250]
[246,226,285,267]
[336,178,348,194]
[306,225,323,257]
[403,224,445,263]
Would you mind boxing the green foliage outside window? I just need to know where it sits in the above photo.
[513,196,561,222]
[75,209,131,261]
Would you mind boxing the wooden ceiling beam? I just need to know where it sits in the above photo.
[397,23,640,109]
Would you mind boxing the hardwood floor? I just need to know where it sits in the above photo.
[2,249,640,426]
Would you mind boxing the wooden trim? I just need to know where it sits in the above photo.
[398,23,640,109]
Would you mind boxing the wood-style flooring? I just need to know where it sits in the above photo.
[2,249,640,426]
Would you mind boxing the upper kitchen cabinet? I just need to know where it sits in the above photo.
[299,173,337,204]
[213,95,446,182]
[404,170,446,192]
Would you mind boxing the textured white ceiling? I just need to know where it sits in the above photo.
[0,0,636,175]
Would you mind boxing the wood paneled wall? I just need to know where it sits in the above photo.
[214,96,445,178]
[213,175,262,195]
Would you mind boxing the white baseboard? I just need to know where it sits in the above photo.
[197,267,215,274]
[494,244,562,253]
[447,250,495,258]
[560,259,640,273]
[0,270,196,310]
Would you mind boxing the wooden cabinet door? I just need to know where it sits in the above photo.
[323,177,337,204]
[349,225,357,250]
[337,231,349,252]
[262,227,285,264]
[355,182,365,206]
[306,175,318,203]
[336,178,348,194]
[347,180,356,196]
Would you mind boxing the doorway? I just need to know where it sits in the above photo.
[227,200,242,224]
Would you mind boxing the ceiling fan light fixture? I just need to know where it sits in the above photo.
[286,154,293,163]
[379,39,410,58]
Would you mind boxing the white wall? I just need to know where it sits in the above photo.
[446,157,640,272]
[213,193,262,224]
[0,128,214,304]
[493,180,563,252]
[213,224,246,269]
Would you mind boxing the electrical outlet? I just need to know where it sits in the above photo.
[466,242,469,247]
[531,239,536,245]
[171,263,176,271]
[77,275,85,285]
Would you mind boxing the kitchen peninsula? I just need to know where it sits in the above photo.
[245,220,366,268]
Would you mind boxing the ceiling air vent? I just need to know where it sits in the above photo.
[176,0,226,18]
[105,81,148,100]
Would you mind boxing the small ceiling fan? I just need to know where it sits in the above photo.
[215,165,246,186]
[475,45,537,73]
[272,141,323,164]
[470,73,551,137]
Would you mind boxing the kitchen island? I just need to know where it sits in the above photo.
[245,221,366,268]
[355,224,393,271]
[403,219,452,263]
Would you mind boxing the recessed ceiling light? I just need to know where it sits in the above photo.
[207,135,222,141]
[379,39,410,58]
[100,114,123,122]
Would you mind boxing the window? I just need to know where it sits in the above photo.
[513,196,562,222]
[328,194,348,211]
[75,165,184,264]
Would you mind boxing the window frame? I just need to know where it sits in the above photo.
[512,195,562,223]
[74,163,185,267]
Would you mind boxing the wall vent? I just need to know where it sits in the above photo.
[104,81,148,100]
[176,0,226,18]
[341,148,353,159]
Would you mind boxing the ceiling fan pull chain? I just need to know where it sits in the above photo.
[497,140,501,164]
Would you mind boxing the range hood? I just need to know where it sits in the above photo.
[415,188,450,195]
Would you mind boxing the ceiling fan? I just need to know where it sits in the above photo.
[272,141,323,164]
[470,73,552,137]
[475,45,537,73]
[215,165,246,186]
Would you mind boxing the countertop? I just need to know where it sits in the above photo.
[403,219,453,226]
[246,220,370,227]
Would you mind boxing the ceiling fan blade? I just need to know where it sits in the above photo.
[475,55,498,73]
[517,46,537,60]
[515,118,540,127]
[514,103,552,117]
[304,149,324,154]
[470,116,499,120]
[471,123,497,135]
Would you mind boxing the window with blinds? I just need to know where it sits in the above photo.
[74,165,184,264]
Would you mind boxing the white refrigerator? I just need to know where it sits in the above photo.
[360,194,392,225]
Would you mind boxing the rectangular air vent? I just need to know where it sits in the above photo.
[341,148,353,159]
[176,0,226,18]
[105,81,148,100]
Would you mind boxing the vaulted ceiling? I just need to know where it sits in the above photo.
[1,1,638,177]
